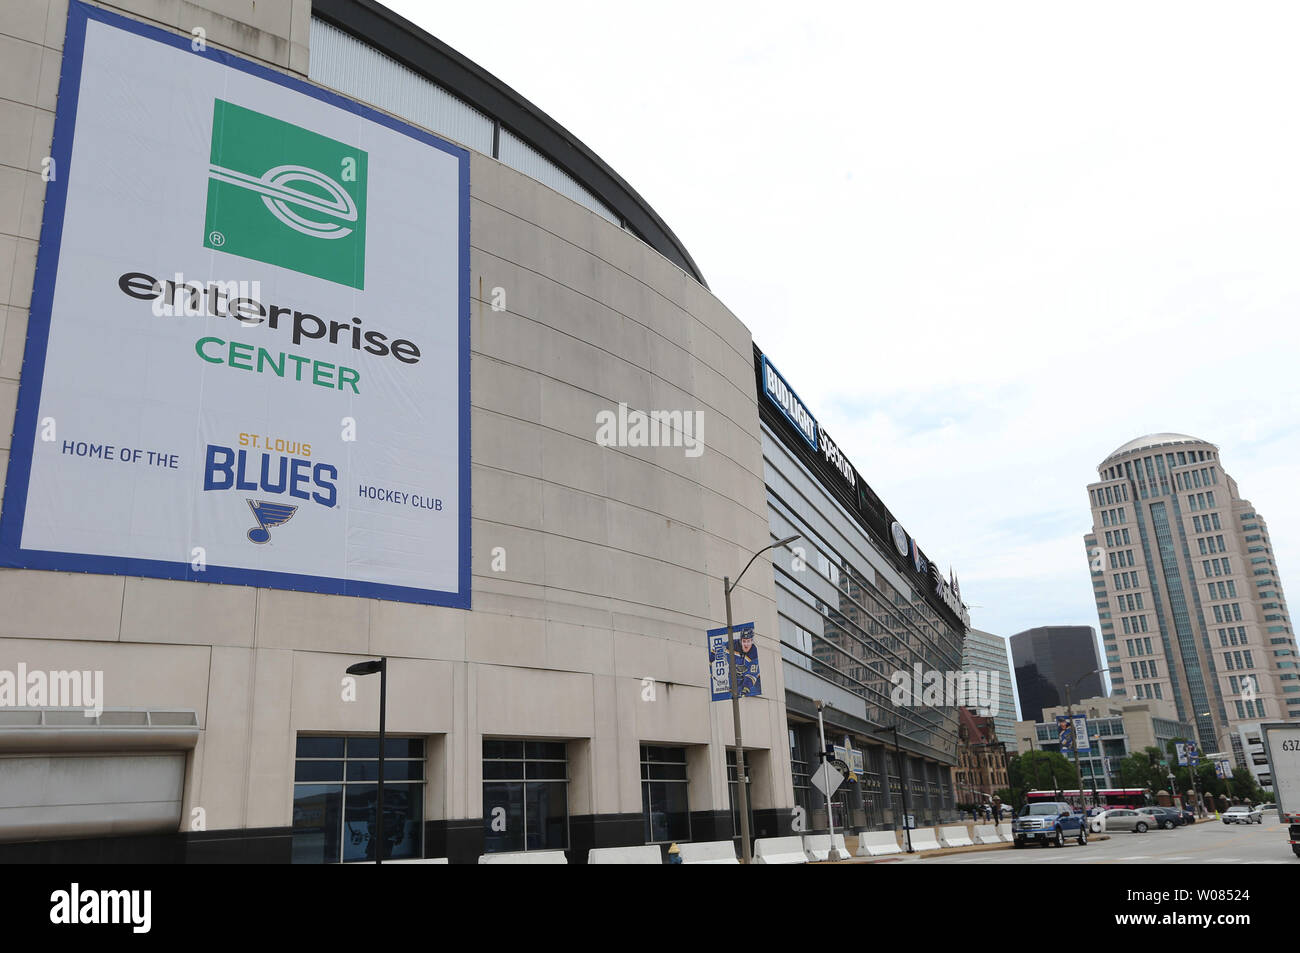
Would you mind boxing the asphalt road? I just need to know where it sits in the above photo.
[911,815,1296,865]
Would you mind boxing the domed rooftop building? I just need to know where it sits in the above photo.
[1082,433,1296,785]
[1100,433,1219,471]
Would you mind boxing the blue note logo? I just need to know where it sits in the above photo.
[246,499,298,543]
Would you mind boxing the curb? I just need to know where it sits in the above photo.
[813,833,1113,864]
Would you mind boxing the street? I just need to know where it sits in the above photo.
[910,816,1296,865]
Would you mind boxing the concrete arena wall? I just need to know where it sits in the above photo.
[0,0,794,852]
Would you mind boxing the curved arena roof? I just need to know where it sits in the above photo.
[312,0,707,287]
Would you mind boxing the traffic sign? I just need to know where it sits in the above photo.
[810,762,844,798]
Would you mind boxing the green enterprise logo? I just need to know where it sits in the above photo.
[204,99,367,289]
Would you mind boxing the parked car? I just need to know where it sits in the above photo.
[1223,805,1264,825]
[1136,806,1183,830]
[1013,802,1089,848]
[1258,803,1277,813]
[1179,808,1196,825]
[1093,808,1152,833]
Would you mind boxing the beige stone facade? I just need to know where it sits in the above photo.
[0,0,795,861]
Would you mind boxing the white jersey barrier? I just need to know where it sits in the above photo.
[802,833,851,862]
[939,826,974,848]
[588,845,663,864]
[908,828,943,852]
[478,850,568,864]
[753,836,809,864]
[677,841,739,864]
[855,831,903,856]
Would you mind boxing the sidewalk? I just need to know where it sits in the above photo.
[812,822,1109,864]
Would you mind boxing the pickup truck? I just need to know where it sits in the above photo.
[1012,802,1089,848]
[1259,723,1300,858]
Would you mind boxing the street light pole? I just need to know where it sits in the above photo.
[1200,717,1237,805]
[1065,685,1084,812]
[1064,669,1103,811]
[723,534,799,865]
[890,724,914,853]
[345,656,387,864]
[378,657,386,860]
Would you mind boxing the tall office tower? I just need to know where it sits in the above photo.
[1009,626,1105,723]
[963,629,1017,743]
[1084,434,1298,765]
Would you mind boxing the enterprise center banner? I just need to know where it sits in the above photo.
[0,3,471,607]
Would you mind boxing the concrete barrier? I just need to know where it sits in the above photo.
[855,830,903,856]
[677,841,739,864]
[381,857,450,864]
[972,825,1002,845]
[588,845,662,864]
[754,836,809,864]
[345,852,452,863]
[803,833,851,862]
[939,825,974,848]
[478,850,568,864]
[908,828,943,852]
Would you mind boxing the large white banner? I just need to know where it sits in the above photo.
[0,3,471,607]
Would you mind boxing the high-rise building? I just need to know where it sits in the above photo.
[1009,626,1105,723]
[1083,433,1299,768]
[963,629,1017,743]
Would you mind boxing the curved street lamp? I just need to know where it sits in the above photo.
[1198,714,1239,804]
[1064,668,1103,810]
[346,657,387,864]
[725,533,799,864]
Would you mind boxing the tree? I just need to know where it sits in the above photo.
[1117,746,1169,797]
[1229,766,1266,804]
[1116,754,1150,788]
[1013,750,1079,799]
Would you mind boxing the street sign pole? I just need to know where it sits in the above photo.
[816,701,835,844]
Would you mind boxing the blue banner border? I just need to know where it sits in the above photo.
[0,1,473,610]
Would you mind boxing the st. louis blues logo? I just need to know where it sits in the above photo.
[246,499,298,544]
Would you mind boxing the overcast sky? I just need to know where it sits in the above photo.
[387,0,1300,656]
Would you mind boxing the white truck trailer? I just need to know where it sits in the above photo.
[1260,722,1300,859]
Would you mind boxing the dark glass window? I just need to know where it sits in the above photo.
[482,739,569,853]
[789,729,811,819]
[292,735,425,863]
[641,745,690,843]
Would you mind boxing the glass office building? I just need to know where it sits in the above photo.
[1084,433,1299,759]
[757,348,971,833]
[963,629,1017,743]
[1010,625,1105,724]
